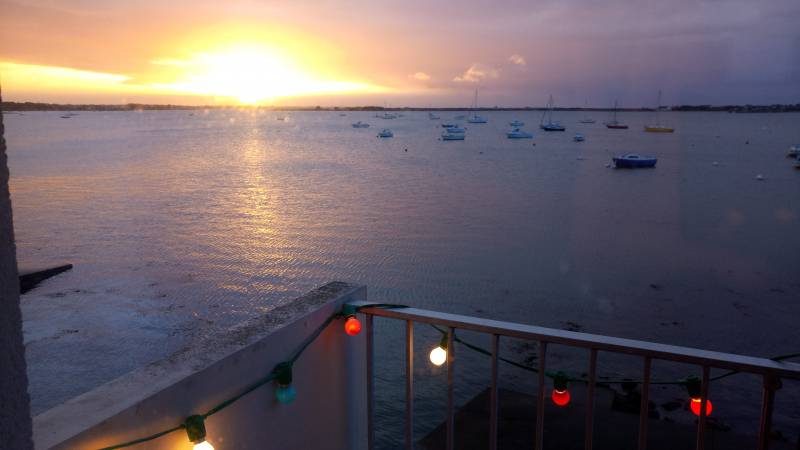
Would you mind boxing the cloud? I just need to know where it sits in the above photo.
[509,54,526,66]
[453,64,500,83]
[410,72,431,81]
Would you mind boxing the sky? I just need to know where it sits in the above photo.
[1,0,799,107]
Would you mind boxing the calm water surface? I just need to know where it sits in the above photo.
[6,110,800,444]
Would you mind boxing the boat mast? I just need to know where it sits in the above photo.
[655,90,662,126]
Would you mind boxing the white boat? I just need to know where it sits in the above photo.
[507,128,533,139]
[579,100,595,123]
[442,131,465,140]
[429,112,440,120]
[378,112,397,119]
[509,120,525,127]
[377,129,394,138]
[467,89,488,123]
[352,121,370,128]
[573,133,585,142]
[443,125,466,133]
[540,95,565,131]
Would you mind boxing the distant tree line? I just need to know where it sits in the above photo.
[3,101,800,113]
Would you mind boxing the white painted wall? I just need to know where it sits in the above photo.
[34,282,368,450]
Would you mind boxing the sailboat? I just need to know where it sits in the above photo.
[644,90,675,133]
[579,99,595,124]
[605,101,628,129]
[467,89,488,123]
[540,95,565,131]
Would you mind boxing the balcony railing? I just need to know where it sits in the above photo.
[351,301,800,450]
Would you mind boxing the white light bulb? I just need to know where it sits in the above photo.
[429,346,447,366]
[193,440,215,450]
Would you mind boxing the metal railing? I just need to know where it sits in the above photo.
[350,302,800,450]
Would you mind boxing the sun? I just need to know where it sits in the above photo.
[153,43,379,104]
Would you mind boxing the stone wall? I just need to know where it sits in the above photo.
[0,90,35,448]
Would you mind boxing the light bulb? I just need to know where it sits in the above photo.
[690,398,712,416]
[276,384,297,404]
[551,389,570,406]
[193,440,215,450]
[429,346,447,366]
[344,316,361,335]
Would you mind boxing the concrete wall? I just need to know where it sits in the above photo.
[0,91,35,449]
[33,282,368,450]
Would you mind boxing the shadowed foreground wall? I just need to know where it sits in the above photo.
[0,92,34,448]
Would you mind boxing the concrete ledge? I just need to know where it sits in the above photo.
[33,281,367,450]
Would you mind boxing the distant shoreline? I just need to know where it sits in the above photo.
[2,101,799,113]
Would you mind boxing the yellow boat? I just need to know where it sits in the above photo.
[644,90,675,133]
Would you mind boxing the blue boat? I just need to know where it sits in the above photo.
[612,154,657,168]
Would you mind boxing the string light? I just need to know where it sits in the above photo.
[429,334,449,366]
[342,304,362,336]
[275,362,297,404]
[685,376,712,416]
[184,415,215,450]
[551,371,571,406]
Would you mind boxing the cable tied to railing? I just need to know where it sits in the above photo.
[97,302,407,450]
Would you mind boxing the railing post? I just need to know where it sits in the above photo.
[637,357,652,450]
[536,342,548,450]
[366,314,374,450]
[585,349,598,450]
[405,320,414,450]
[696,366,710,450]
[490,334,500,450]
[446,327,456,450]
[757,375,781,450]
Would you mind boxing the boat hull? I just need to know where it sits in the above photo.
[613,157,657,168]
[606,124,629,129]
[540,124,566,132]
[644,126,674,133]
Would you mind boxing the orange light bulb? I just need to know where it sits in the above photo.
[344,316,361,336]
[690,398,712,416]
[551,389,570,406]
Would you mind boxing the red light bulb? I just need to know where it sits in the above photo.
[344,316,361,336]
[689,398,712,416]
[551,389,570,407]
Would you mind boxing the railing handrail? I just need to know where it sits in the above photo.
[352,302,800,379]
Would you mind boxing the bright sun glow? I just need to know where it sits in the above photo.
[153,45,378,104]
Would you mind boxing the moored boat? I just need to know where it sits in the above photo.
[605,101,628,129]
[429,112,441,120]
[509,120,524,127]
[377,129,394,138]
[442,131,465,140]
[506,128,533,139]
[540,95,565,131]
[612,154,657,168]
[644,90,675,133]
[352,121,370,128]
[443,125,466,133]
[573,133,585,142]
[467,89,488,123]
[787,145,800,157]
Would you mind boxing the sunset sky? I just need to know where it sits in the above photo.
[1,0,798,107]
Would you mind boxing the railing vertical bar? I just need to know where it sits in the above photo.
[585,349,598,450]
[405,320,414,450]
[695,366,710,450]
[446,327,456,450]
[366,314,375,450]
[490,334,500,450]
[535,341,548,450]
[637,357,652,450]
[757,375,779,450]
